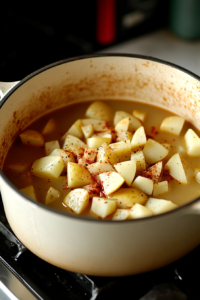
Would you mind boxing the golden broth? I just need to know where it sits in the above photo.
[3,100,200,218]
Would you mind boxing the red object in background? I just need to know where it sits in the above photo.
[97,0,116,45]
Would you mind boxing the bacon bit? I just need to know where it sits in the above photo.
[151,126,159,135]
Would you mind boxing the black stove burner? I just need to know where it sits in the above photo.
[0,195,199,300]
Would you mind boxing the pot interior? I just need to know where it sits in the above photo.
[0,55,200,169]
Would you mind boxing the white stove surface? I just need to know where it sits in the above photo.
[100,28,200,77]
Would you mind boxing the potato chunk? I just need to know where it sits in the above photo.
[96,172,124,195]
[7,162,30,173]
[146,198,178,214]
[87,137,111,148]
[132,110,146,122]
[131,150,146,172]
[114,160,136,186]
[31,156,65,178]
[81,124,94,139]
[67,162,93,188]
[50,149,75,164]
[63,189,89,214]
[131,126,146,149]
[85,101,113,121]
[63,135,87,157]
[114,111,141,131]
[116,131,132,142]
[19,130,44,147]
[184,129,200,156]
[164,153,187,184]
[42,118,57,135]
[143,139,168,164]
[45,140,60,155]
[112,209,130,221]
[45,187,61,205]
[81,119,108,132]
[141,161,163,183]
[115,117,129,132]
[87,161,115,176]
[160,116,185,136]
[108,188,148,208]
[97,143,118,165]
[91,197,116,219]
[109,140,131,162]
[153,181,168,197]
[131,176,153,195]
[67,119,83,139]
[20,185,37,201]
[129,203,153,219]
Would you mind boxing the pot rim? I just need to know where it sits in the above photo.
[1,53,200,223]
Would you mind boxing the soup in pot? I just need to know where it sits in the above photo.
[3,100,200,220]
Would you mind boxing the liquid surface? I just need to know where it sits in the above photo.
[3,100,200,218]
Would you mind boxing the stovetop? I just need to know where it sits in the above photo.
[0,194,200,300]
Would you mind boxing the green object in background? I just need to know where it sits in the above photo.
[169,0,200,39]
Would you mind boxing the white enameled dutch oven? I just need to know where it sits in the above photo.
[1,54,200,277]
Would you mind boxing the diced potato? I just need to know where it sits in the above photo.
[19,130,44,147]
[85,101,114,121]
[82,183,101,198]
[87,137,111,148]
[195,172,200,184]
[45,176,70,195]
[112,209,130,221]
[63,135,87,157]
[49,149,75,164]
[184,129,200,156]
[82,124,94,139]
[115,117,129,132]
[131,126,146,149]
[153,181,168,197]
[42,118,57,135]
[114,160,136,186]
[96,171,124,195]
[31,156,65,178]
[132,110,146,122]
[45,187,61,205]
[78,158,90,168]
[81,119,108,132]
[63,189,89,214]
[45,140,60,155]
[131,150,146,172]
[108,188,148,208]
[143,139,168,164]
[146,197,178,214]
[97,143,118,165]
[67,119,83,139]
[7,162,30,173]
[114,111,141,131]
[129,203,153,219]
[131,176,153,195]
[20,185,37,201]
[87,161,115,175]
[160,116,185,136]
[141,161,163,183]
[67,162,93,188]
[164,153,187,184]
[83,147,97,164]
[91,197,116,219]
[93,132,112,139]
[116,131,132,142]
[109,140,131,162]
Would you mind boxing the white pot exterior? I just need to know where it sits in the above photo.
[1,55,200,276]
